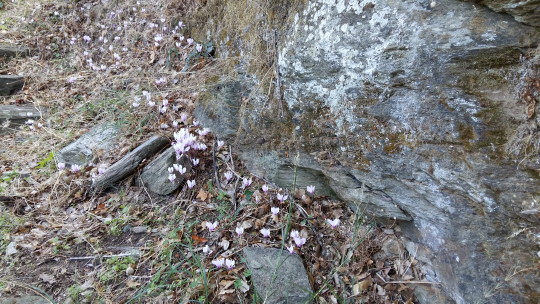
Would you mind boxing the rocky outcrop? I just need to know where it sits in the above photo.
[466,0,540,27]
[192,0,540,303]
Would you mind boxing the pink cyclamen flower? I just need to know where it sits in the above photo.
[71,164,81,173]
[235,226,244,235]
[187,38,194,45]
[168,174,176,183]
[276,193,288,202]
[162,99,169,106]
[271,207,279,215]
[167,167,174,173]
[225,259,235,269]
[132,102,140,108]
[83,35,91,42]
[327,218,341,228]
[206,221,218,232]
[172,121,179,128]
[173,164,187,174]
[178,21,185,28]
[217,140,225,148]
[224,171,233,181]
[57,162,66,170]
[98,166,106,175]
[261,184,269,192]
[212,258,224,268]
[293,236,306,248]
[287,245,295,254]
[242,177,252,188]
[192,158,199,166]
[202,245,211,254]
[291,230,300,239]
[196,44,203,52]
[306,185,315,194]
[187,180,196,189]
[260,228,271,238]
[148,101,156,107]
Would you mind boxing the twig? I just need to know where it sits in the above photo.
[383,280,440,285]
[69,252,140,261]
[212,141,223,192]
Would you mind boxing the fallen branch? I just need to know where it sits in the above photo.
[69,252,140,261]
[92,136,168,191]
[383,280,441,285]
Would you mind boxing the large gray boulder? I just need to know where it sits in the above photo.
[192,0,540,303]
[243,247,312,304]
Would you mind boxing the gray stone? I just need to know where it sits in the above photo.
[131,226,148,234]
[0,296,50,304]
[138,147,191,195]
[0,75,24,96]
[0,44,30,59]
[243,247,313,304]
[0,105,41,135]
[57,123,120,166]
[192,0,540,303]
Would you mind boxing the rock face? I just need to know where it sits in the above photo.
[243,247,313,304]
[467,0,540,27]
[0,44,30,59]
[192,0,540,303]
[57,123,120,166]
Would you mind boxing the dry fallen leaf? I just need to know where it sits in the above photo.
[38,273,56,284]
[196,189,209,201]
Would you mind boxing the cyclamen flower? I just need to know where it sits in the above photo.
[276,193,288,202]
[71,164,81,173]
[271,207,279,215]
[132,102,140,108]
[242,177,252,188]
[178,21,185,28]
[290,230,300,239]
[172,121,179,128]
[198,128,210,136]
[224,171,233,181]
[260,228,271,238]
[192,158,199,166]
[142,90,151,101]
[187,180,196,189]
[148,101,156,107]
[168,174,176,183]
[261,184,269,192]
[187,38,194,45]
[212,258,224,268]
[206,221,218,232]
[306,185,316,194]
[173,164,187,174]
[225,259,235,269]
[293,236,306,248]
[287,245,295,254]
[217,140,225,148]
[235,226,244,235]
[162,99,168,106]
[167,167,174,173]
[202,245,211,254]
[83,35,91,42]
[327,218,341,228]
[57,162,66,170]
[98,166,106,175]
[160,106,167,113]
[196,44,203,52]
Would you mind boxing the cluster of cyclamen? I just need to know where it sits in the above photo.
[167,127,209,184]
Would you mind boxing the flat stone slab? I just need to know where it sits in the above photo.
[0,43,30,59]
[0,75,24,96]
[0,296,50,304]
[138,147,191,195]
[243,247,313,304]
[0,105,41,135]
[57,123,120,166]
[92,136,169,191]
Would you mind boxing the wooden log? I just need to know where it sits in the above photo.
[0,105,41,135]
[92,136,169,191]
[0,44,30,59]
[0,75,24,96]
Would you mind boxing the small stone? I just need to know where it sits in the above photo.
[125,266,135,276]
[131,226,148,234]
[383,229,394,235]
